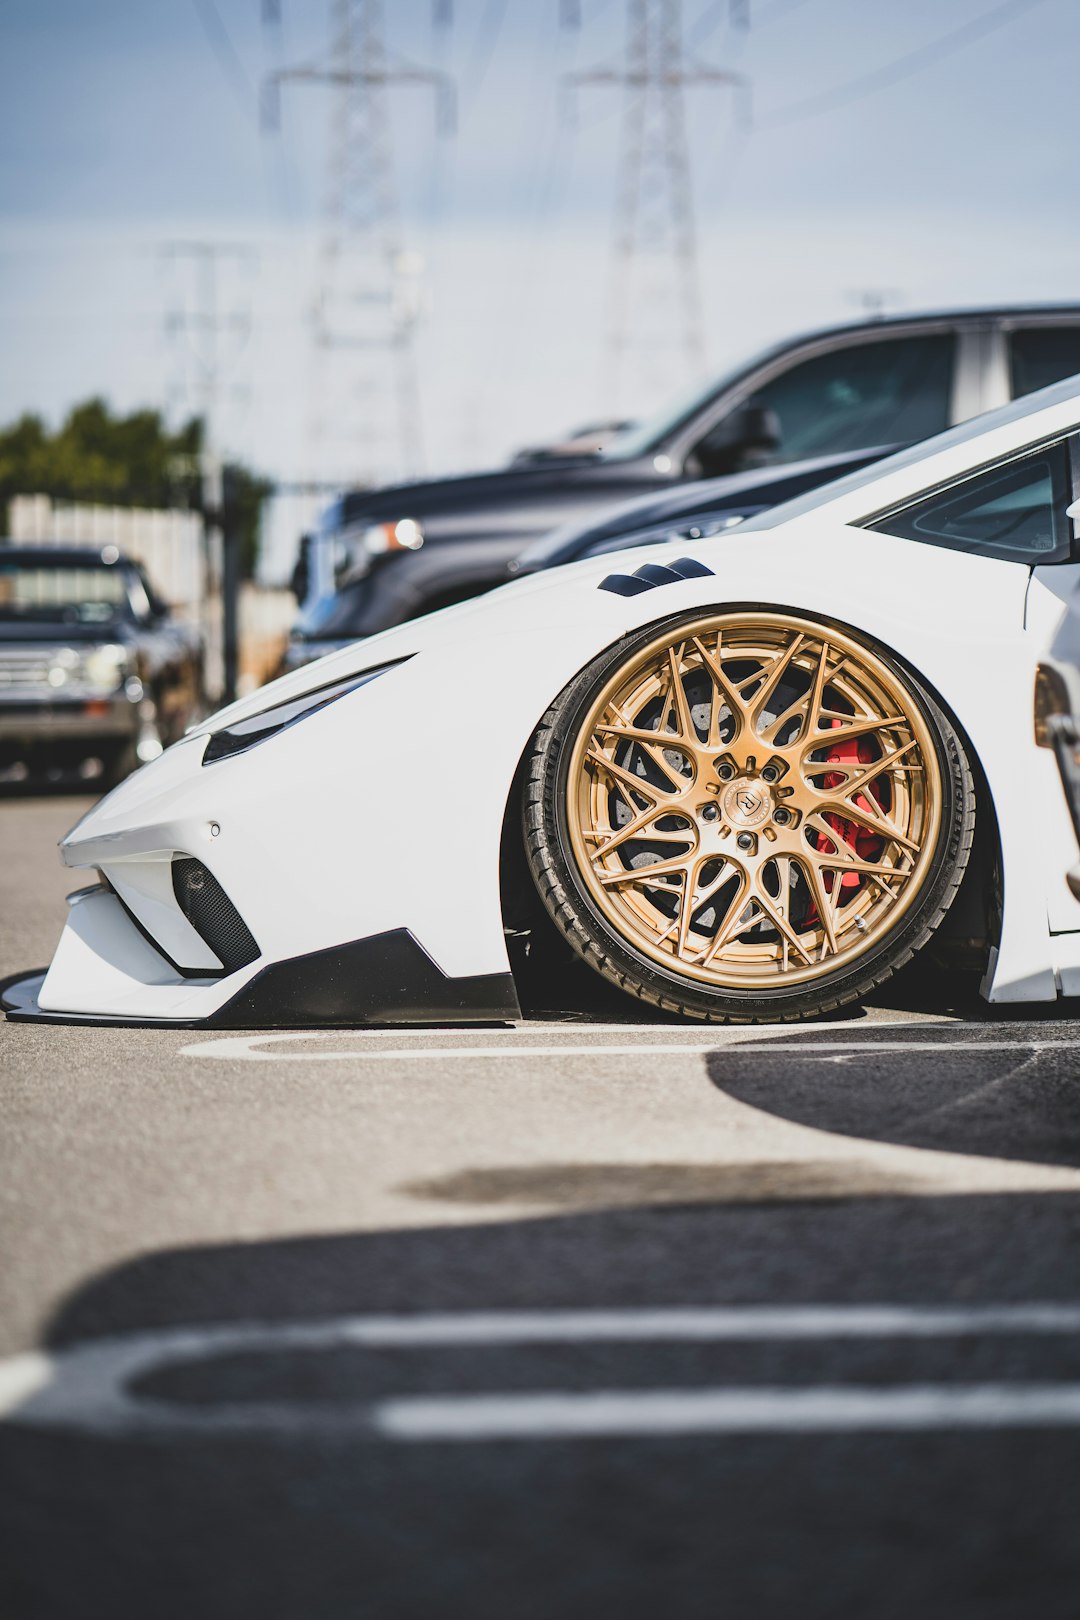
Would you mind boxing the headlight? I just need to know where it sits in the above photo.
[202,660,406,765]
[46,648,80,688]
[83,644,129,691]
[362,518,424,556]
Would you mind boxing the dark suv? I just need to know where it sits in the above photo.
[298,307,1080,649]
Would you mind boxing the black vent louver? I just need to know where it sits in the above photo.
[172,857,260,974]
[598,556,715,596]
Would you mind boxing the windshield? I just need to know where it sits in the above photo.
[601,348,767,462]
[0,559,132,624]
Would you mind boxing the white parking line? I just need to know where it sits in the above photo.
[378,1384,1080,1442]
[179,1020,886,1062]
[4,1304,1080,1440]
[178,1024,1076,1063]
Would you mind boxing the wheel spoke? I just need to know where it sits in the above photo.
[807,801,921,855]
[808,711,908,745]
[799,857,841,959]
[668,646,698,742]
[673,857,743,960]
[585,746,670,805]
[585,804,693,857]
[691,635,749,737]
[748,874,817,965]
[597,851,696,888]
[749,632,806,722]
[698,877,754,966]
[816,738,920,800]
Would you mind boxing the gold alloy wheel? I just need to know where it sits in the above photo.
[567,613,943,989]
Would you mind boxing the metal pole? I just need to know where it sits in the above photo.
[222,467,241,707]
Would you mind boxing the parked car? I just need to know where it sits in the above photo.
[0,544,203,786]
[281,446,890,671]
[302,305,1080,639]
[13,372,1080,1029]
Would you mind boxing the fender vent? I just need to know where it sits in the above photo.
[598,555,715,596]
[172,857,260,974]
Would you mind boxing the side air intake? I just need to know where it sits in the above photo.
[171,857,260,974]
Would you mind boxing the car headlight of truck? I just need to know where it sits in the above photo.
[362,518,424,556]
[46,648,81,688]
[83,644,130,692]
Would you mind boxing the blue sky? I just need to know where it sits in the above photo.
[1,0,1076,575]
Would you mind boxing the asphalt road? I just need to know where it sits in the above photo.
[3,792,1080,1619]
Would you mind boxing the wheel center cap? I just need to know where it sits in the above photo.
[723,777,773,829]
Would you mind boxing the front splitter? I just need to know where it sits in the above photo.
[1,930,523,1029]
[0,971,208,1028]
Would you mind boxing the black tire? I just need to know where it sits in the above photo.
[522,609,976,1023]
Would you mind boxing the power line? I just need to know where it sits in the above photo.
[754,0,815,25]
[189,0,256,120]
[759,0,1052,129]
[462,0,512,103]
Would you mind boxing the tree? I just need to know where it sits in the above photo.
[0,400,271,577]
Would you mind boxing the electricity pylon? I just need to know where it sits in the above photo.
[264,1,453,485]
[567,0,748,414]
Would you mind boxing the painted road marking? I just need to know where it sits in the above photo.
[378,1385,1080,1442]
[178,1025,1078,1064]
[179,1019,915,1062]
[5,1304,1080,1440]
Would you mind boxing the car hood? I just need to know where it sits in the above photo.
[336,455,607,525]
[0,620,135,645]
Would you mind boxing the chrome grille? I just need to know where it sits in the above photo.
[0,649,58,688]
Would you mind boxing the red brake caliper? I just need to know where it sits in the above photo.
[806,721,886,920]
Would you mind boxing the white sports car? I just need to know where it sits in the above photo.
[8,378,1080,1028]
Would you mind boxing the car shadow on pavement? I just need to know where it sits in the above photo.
[5,1190,1080,1620]
[6,1177,1080,1620]
[706,1022,1080,1168]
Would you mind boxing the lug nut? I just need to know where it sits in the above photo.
[736,832,755,850]
[773,807,792,827]
[716,762,734,782]
[761,764,780,783]
[700,802,719,822]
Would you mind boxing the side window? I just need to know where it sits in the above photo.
[867,440,1074,564]
[694,334,956,475]
[1009,327,1080,400]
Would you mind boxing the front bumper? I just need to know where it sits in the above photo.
[5,634,540,1027]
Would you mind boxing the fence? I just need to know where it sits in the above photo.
[6,496,298,697]
[7,495,204,614]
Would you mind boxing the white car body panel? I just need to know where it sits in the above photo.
[16,376,1080,1024]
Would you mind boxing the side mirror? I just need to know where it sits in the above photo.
[694,402,782,474]
[736,404,782,454]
